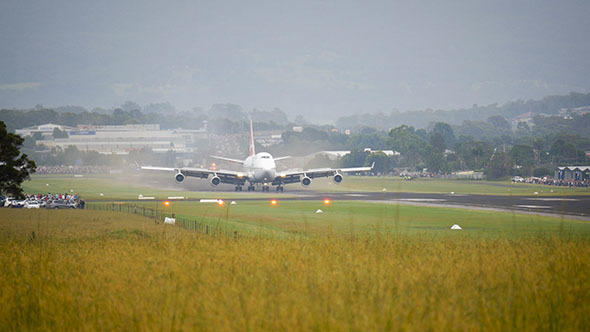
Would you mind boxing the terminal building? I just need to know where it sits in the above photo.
[21,123,207,155]
[555,166,590,181]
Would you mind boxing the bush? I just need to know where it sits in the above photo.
[534,167,552,178]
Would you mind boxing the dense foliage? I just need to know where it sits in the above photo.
[0,121,36,198]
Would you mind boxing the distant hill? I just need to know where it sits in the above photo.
[335,92,590,131]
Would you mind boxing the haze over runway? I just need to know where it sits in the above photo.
[1,1,589,121]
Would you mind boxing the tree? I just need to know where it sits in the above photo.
[340,149,369,168]
[485,152,512,180]
[509,144,534,167]
[365,152,392,175]
[431,122,455,148]
[487,115,511,131]
[388,125,428,168]
[52,127,69,139]
[0,121,36,198]
[429,132,446,153]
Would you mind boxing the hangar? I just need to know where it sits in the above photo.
[555,166,590,181]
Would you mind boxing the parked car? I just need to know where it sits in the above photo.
[9,200,26,208]
[25,201,41,209]
[46,200,76,209]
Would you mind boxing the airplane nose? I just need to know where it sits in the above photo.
[257,169,276,182]
[264,169,275,181]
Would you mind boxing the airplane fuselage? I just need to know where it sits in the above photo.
[243,152,276,184]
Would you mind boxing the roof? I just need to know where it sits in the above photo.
[556,166,590,172]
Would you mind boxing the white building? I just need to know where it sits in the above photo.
[16,123,76,138]
[28,124,207,155]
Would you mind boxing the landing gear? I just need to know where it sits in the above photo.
[234,186,243,192]
[247,185,255,191]
[262,186,270,192]
[276,186,284,192]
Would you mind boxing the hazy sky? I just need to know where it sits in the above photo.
[1,0,589,121]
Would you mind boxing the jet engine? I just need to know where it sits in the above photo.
[333,173,343,184]
[174,172,185,183]
[301,176,312,187]
[210,176,221,187]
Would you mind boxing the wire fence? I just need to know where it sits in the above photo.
[87,202,239,238]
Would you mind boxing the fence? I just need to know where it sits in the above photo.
[87,202,238,238]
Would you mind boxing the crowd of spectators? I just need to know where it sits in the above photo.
[25,193,80,203]
[513,176,590,188]
[35,165,112,175]
[2,193,85,209]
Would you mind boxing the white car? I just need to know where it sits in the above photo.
[9,200,26,208]
[512,176,524,183]
[25,201,41,209]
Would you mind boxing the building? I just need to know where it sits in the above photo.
[555,166,590,181]
[15,123,76,138]
[512,112,534,128]
[28,124,207,155]
[254,130,284,147]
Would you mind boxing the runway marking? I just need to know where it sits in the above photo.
[524,198,580,201]
[515,205,552,209]
[345,194,369,197]
[396,198,447,202]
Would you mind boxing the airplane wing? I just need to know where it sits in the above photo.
[273,156,291,161]
[140,165,249,186]
[272,163,374,185]
[210,155,245,164]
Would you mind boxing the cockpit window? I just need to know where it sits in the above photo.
[261,156,270,159]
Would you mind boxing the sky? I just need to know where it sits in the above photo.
[0,0,589,122]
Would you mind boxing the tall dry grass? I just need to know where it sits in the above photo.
[0,210,589,331]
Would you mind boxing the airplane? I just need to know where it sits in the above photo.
[140,120,374,192]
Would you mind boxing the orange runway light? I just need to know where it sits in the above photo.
[217,199,224,206]
[324,199,331,205]
[270,199,278,206]
[163,201,171,207]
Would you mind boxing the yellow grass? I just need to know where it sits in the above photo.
[1,209,589,331]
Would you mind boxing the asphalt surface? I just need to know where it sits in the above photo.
[104,190,590,221]
[130,174,590,220]
[219,191,590,219]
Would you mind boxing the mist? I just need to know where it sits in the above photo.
[1,1,589,123]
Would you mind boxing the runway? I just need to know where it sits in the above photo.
[127,174,590,220]
[105,188,590,221]
[230,191,590,220]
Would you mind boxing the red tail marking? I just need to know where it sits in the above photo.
[249,119,256,156]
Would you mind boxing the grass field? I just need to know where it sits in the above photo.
[311,175,590,196]
[90,200,590,238]
[23,173,590,199]
[4,174,589,330]
[0,209,588,331]
[22,174,295,201]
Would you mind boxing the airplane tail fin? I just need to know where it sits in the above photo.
[249,118,256,157]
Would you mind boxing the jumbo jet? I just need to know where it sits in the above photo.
[140,120,373,192]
